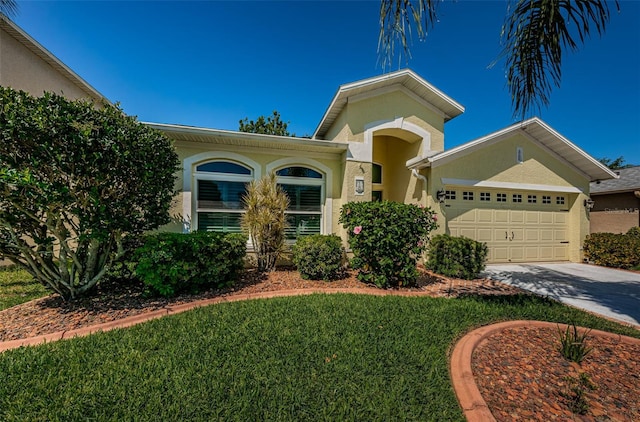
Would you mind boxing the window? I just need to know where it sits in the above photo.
[445,190,456,200]
[480,192,491,202]
[496,193,507,202]
[196,161,253,233]
[276,166,324,239]
[516,147,524,164]
[542,195,551,204]
[463,191,474,201]
[528,195,537,203]
[556,196,565,205]
[372,163,382,184]
[372,190,383,202]
[512,194,522,203]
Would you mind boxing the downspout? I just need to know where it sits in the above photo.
[411,169,428,205]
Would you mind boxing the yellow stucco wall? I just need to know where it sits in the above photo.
[323,89,446,153]
[0,27,93,100]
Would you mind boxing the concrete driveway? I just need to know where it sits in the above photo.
[482,263,640,328]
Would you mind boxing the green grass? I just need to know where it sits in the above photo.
[0,266,48,311]
[1,293,637,421]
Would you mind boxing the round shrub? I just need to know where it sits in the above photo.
[339,201,438,288]
[292,234,345,281]
[427,234,488,279]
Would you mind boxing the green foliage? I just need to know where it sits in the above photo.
[583,232,640,269]
[238,110,293,136]
[134,232,247,297]
[427,234,488,279]
[562,372,596,415]
[339,201,438,288]
[292,234,345,281]
[0,87,180,300]
[241,172,289,272]
[557,323,593,364]
[626,226,640,238]
[598,156,634,170]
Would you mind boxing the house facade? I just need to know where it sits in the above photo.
[589,166,640,234]
[2,18,618,264]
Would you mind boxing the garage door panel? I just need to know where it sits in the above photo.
[494,210,509,223]
[540,229,553,241]
[554,230,567,241]
[477,228,492,242]
[477,209,492,223]
[539,213,553,224]
[525,212,539,224]
[510,211,524,224]
[525,246,540,260]
[460,228,476,239]
[554,246,568,260]
[539,246,554,260]
[525,229,539,241]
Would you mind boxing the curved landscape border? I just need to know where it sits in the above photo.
[449,320,640,422]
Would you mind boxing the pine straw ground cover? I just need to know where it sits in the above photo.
[0,267,638,421]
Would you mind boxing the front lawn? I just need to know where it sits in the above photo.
[0,266,48,311]
[1,293,637,421]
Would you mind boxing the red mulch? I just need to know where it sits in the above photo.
[473,326,640,421]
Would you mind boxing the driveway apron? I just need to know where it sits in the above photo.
[483,263,640,327]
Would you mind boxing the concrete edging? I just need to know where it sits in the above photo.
[449,320,640,422]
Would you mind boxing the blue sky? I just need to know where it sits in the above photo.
[12,1,640,163]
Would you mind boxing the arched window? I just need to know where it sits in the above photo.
[275,166,324,239]
[195,160,253,232]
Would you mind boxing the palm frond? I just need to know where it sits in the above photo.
[378,0,441,71]
[500,0,617,119]
[0,0,18,18]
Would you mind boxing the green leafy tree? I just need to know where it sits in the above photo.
[239,110,293,136]
[0,88,180,300]
[241,172,289,272]
[598,156,634,170]
[379,0,618,119]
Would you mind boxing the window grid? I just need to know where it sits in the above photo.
[496,193,507,202]
[528,195,537,204]
[542,195,551,204]
[556,196,565,205]
[445,190,456,200]
[463,191,474,201]
[480,192,491,202]
[512,194,522,203]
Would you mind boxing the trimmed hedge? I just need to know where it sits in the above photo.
[134,232,247,297]
[583,228,640,269]
[427,234,488,280]
[339,201,438,288]
[292,234,345,281]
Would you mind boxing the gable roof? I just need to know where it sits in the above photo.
[313,69,464,139]
[0,17,106,102]
[590,166,640,194]
[406,117,618,182]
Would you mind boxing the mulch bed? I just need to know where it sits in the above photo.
[473,325,640,421]
[0,267,521,342]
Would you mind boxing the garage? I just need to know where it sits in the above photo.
[444,188,571,263]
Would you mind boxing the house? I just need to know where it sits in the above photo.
[589,166,640,234]
[1,18,619,264]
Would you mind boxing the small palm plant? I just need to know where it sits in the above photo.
[241,172,289,272]
[558,323,593,364]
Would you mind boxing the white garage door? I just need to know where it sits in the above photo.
[445,189,570,263]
